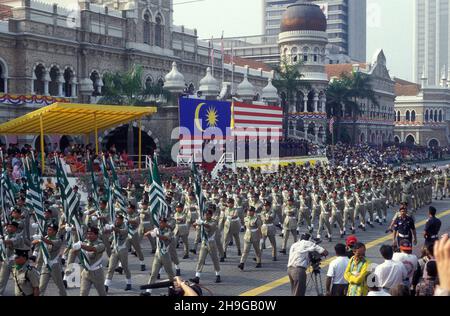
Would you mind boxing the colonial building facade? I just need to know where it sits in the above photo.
[325,50,396,145]
[394,76,450,147]
[0,0,272,152]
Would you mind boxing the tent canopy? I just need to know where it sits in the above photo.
[0,103,157,135]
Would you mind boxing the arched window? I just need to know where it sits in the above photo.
[144,76,153,90]
[405,110,410,121]
[157,77,164,87]
[411,110,416,122]
[425,109,429,122]
[0,60,6,93]
[143,12,151,44]
[434,110,438,122]
[302,47,309,62]
[291,47,298,63]
[439,110,443,122]
[90,71,101,96]
[155,15,163,48]
[34,64,46,95]
[63,68,74,97]
[49,66,60,96]
[397,111,401,122]
[313,47,320,63]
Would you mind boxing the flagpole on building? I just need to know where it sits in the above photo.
[231,43,234,96]
[221,31,225,85]
[210,36,214,78]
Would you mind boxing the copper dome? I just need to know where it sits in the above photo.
[280,3,327,33]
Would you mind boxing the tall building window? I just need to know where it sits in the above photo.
[155,15,163,48]
[405,110,410,121]
[143,12,151,44]
[425,109,429,121]
[411,110,416,122]
[439,110,443,122]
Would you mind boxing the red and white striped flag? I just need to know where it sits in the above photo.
[329,117,335,134]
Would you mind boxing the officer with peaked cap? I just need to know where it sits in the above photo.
[12,248,40,296]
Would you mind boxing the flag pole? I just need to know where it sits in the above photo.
[221,31,225,85]
[231,43,234,96]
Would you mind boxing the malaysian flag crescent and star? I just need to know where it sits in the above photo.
[179,97,283,157]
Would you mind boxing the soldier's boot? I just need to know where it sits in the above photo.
[215,275,221,283]
[125,283,132,291]
[279,249,287,255]
[238,263,244,271]
[255,263,262,268]
[176,269,181,276]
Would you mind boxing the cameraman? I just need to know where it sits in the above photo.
[287,233,328,296]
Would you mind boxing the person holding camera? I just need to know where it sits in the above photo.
[287,233,328,296]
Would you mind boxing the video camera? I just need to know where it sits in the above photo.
[140,280,202,297]
[301,233,324,274]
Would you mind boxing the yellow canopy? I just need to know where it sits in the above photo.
[0,102,157,135]
[0,103,157,172]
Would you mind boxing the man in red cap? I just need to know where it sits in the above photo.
[345,235,358,259]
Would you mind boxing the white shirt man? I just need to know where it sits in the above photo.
[287,236,327,296]
[393,252,418,287]
[374,259,407,290]
[326,254,350,296]
[367,290,391,296]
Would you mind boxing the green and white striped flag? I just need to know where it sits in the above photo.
[54,157,89,269]
[23,155,52,271]
[148,156,169,254]
[191,162,208,242]
[88,159,100,212]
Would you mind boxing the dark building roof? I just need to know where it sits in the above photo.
[280,3,327,33]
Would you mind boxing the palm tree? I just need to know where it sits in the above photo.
[348,71,380,145]
[98,64,172,106]
[272,57,310,138]
[325,76,358,144]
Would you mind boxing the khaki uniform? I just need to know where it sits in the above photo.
[260,207,277,258]
[282,204,298,250]
[174,210,190,257]
[310,192,321,226]
[223,207,242,255]
[271,191,284,226]
[146,228,175,286]
[196,219,221,274]
[354,191,366,228]
[343,194,355,230]
[12,264,40,296]
[138,206,156,252]
[435,174,446,200]
[240,215,262,264]
[317,200,332,238]
[298,195,312,230]
[330,197,344,234]
[80,239,107,296]
[106,223,131,281]
[38,235,67,296]
[211,209,225,258]
[127,211,144,262]
[0,232,24,295]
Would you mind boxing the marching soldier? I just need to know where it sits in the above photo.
[343,189,356,234]
[354,186,366,231]
[126,202,146,271]
[280,197,298,254]
[271,185,283,228]
[223,198,242,257]
[363,183,375,228]
[12,249,40,296]
[330,191,345,238]
[238,207,262,270]
[260,200,277,261]
[104,213,132,293]
[138,199,156,254]
[0,222,25,295]
[317,193,332,242]
[435,170,446,200]
[73,226,107,296]
[191,208,221,284]
[298,189,312,233]
[32,223,67,296]
[209,204,225,262]
[173,203,190,259]
[141,218,175,296]
[310,187,321,231]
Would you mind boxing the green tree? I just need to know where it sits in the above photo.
[272,57,310,138]
[348,71,380,144]
[98,64,172,106]
[325,76,358,144]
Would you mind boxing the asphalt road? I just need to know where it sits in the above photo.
[1,164,450,296]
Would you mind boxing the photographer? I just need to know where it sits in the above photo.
[173,277,199,297]
[287,233,328,296]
